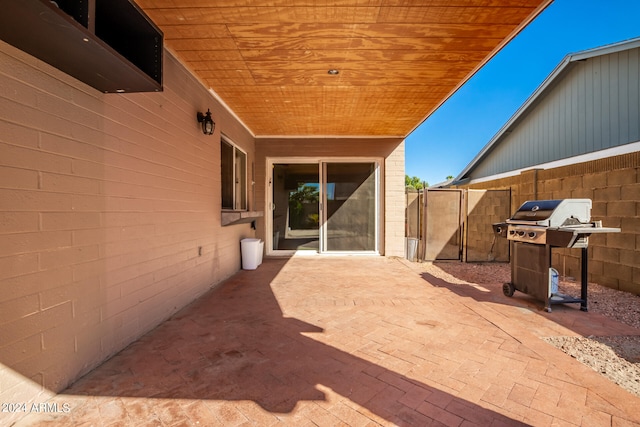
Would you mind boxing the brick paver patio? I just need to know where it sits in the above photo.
[15,257,640,426]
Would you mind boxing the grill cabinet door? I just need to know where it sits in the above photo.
[511,243,550,302]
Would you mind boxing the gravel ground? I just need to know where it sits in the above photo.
[545,275,640,397]
[419,262,640,397]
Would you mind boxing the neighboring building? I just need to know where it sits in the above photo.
[428,178,455,188]
[454,37,640,294]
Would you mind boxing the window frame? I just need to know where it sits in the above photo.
[221,137,247,211]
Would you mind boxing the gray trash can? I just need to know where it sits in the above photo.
[405,237,418,262]
[241,238,263,270]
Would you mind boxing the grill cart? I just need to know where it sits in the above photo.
[493,199,620,312]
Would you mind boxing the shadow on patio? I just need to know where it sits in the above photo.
[419,261,640,338]
[18,257,529,426]
[16,256,640,426]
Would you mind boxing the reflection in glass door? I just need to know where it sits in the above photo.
[323,162,377,252]
[272,163,320,251]
[270,160,378,254]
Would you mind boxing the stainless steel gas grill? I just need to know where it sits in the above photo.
[493,199,621,312]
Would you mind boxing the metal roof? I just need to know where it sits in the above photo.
[455,36,640,184]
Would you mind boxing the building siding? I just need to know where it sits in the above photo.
[0,39,256,422]
[469,46,640,181]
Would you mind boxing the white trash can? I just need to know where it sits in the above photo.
[241,238,263,270]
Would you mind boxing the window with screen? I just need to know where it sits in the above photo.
[221,139,247,211]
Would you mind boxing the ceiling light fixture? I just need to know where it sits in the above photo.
[328,69,340,75]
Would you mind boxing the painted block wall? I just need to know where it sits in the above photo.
[464,151,640,295]
[254,138,406,257]
[464,189,511,263]
[386,140,406,257]
[0,39,255,423]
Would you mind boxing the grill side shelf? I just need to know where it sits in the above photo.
[547,226,621,248]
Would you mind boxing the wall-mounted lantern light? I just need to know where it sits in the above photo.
[196,109,215,135]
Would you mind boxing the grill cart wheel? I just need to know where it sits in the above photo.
[503,282,516,297]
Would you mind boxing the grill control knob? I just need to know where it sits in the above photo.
[517,231,525,237]
[528,232,536,238]
[509,230,515,235]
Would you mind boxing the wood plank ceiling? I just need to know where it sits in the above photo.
[136,0,552,137]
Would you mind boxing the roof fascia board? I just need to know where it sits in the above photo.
[569,37,640,62]
[255,135,404,140]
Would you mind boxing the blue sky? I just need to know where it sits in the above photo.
[405,0,640,186]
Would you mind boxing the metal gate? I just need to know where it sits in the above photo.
[419,188,511,262]
[424,189,462,260]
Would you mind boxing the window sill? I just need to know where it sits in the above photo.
[221,210,264,226]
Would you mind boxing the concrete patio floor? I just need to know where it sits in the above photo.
[15,256,640,426]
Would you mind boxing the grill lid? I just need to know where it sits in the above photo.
[510,200,562,222]
[507,199,592,227]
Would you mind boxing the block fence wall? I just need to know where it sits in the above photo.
[462,151,640,295]
[0,39,256,424]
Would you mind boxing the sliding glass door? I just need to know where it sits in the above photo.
[271,163,320,252]
[269,160,378,254]
[323,162,377,252]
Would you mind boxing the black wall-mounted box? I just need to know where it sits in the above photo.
[0,0,163,93]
